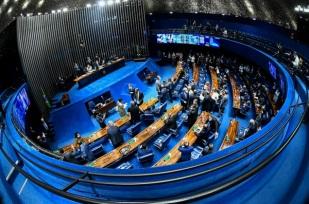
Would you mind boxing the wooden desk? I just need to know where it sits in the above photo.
[74,57,125,88]
[209,66,219,91]
[229,75,241,110]
[87,104,183,168]
[59,98,158,154]
[94,100,116,115]
[171,61,184,83]
[139,98,158,112]
[193,63,199,83]
[220,119,239,150]
[154,112,210,167]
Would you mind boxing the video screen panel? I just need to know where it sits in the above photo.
[12,87,31,132]
[157,34,220,48]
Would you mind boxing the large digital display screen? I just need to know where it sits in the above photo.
[268,61,277,79]
[12,87,30,132]
[157,34,221,48]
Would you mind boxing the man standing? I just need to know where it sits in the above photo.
[107,121,124,147]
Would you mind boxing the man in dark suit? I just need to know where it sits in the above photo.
[134,88,144,106]
[127,101,141,124]
[188,99,198,127]
[107,121,123,147]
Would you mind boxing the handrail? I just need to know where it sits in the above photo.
[13,102,296,186]
[0,80,306,203]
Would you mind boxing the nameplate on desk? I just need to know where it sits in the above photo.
[119,145,131,156]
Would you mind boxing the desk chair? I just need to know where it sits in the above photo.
[154,133,172,151]
[152,102,167,116]
[137,147,154,163]
[127,122,142,136]
[191,146,204,160]
[116,162,133,169]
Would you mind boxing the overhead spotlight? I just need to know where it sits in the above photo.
[62,8,68,12]
[169,11,173,14]
[38,12,42,15]
[115,0,121,3]
[252,17,256,20]
[7,7,13,14]
[26,13,33,17]
[195,11,198,14]
[37,0,44,8]
[107,0,113,5]
[57,9,61,13]
[98,1,106,7]
[51,10,56,14]
[22,1,30,9]
[86,4,91,8]
[149,12,152,15]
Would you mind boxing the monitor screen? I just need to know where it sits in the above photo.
[12,87,31,132]
[156,34,220,48]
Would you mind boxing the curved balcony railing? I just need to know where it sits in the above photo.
[0,29,308,203]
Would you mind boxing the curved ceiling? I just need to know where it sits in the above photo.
[0,0,307,32]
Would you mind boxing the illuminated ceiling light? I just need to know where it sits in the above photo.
[86,3,91,8]
[26,13,32,17]
[115,0,121,3]
[107,0,114,6]
[57,9,61,13]
[22,1,30,9]
[195,11,198,14]
[51,10,56,14]
[37,0,44,8]
[38,12,42,15]
[169,11,173,14]
[7,7,12,14]
[98,1,106,7]
[123,0,128,2]
[62,8,68,12]
[244,0,255,16]
[3,0,9,6]
[149,12,152,15]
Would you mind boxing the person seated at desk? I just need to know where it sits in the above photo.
[240,119,257,140]
[137,144,152,158]
[134,88,144,106]
[93,60,100,70]
[178,140,194,162]
[164,112,177,130]
[86,56,92,65]
[73,132,87,150]
[116,99,127,117]
[107,121,123,147]
[36,132,49,149]
[206,115,219,140]
[127,101,141,124]
[57,76,66,91]
[74,63,83,76]
[86,64,93,72]
[96,112,106,128]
